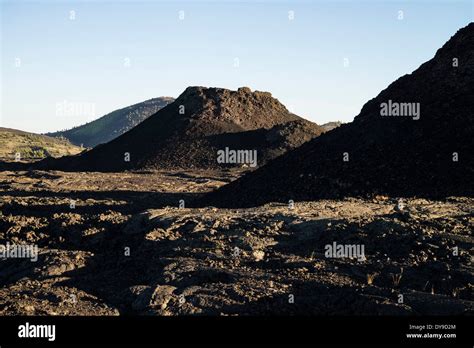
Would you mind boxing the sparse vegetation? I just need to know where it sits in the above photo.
[367,272,378,285]
[46,97,174,148]
[391,268,403,287]
[0,128,82,160]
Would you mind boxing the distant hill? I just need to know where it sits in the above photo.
[201,23,474,207]
[0,127,83,161]
[36,87,325,171]
[320,121,342,132]
[47,97,174,148]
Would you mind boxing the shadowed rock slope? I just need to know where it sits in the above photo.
[37,87,324,171]
[201,23,474,208]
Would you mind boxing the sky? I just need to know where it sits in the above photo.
[0,0,472,133]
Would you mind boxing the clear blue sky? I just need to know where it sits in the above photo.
[1,0,472,133]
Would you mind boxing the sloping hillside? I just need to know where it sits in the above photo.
[201,23,474,207]
[0,127,83,160]
[47,97,174,148]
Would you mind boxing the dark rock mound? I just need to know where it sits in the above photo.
[200,23,474,207]
[36,87,323,171]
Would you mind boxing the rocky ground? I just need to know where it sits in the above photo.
[0,169,472,316]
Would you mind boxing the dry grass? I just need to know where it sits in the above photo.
[367,272,378,285]
[0,129,82,159]
[391,268,403,287]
